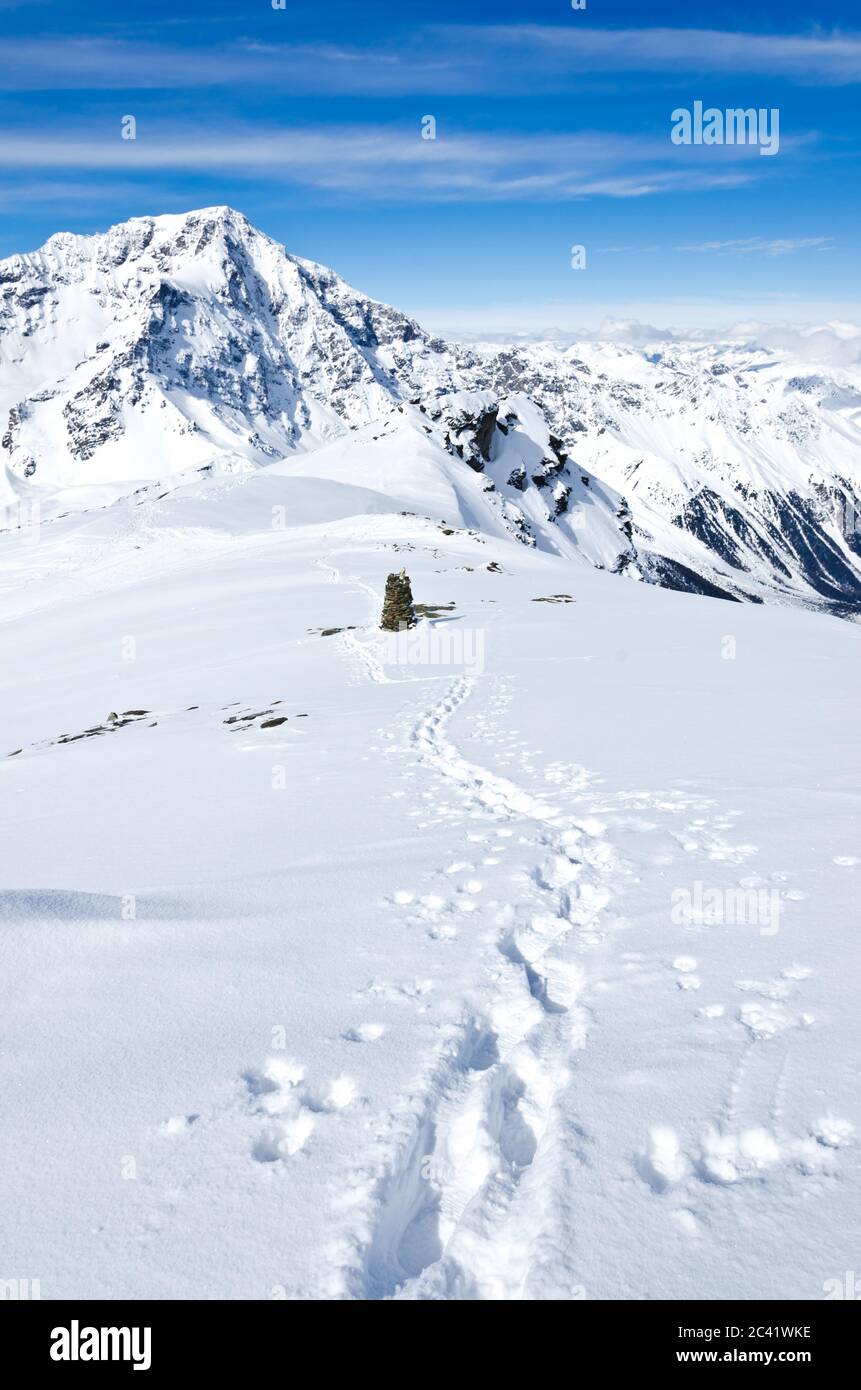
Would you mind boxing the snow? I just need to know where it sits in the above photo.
[3,206,860,612]
[0,205,859,1302]
[0,452,858,1300]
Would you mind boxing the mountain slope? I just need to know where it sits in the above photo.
[0,206,443,486]
[1,464,858,1299]
[467,339,861,614]
[2,206,860,613]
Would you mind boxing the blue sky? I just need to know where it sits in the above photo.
[0,0,858,332]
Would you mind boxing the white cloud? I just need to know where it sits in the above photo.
[599,236,834,257]
[0,26,859,92]
[411,301,861,359]
[0,121,792,204]
[677,236,833,256]
[736,320,861,366]
[468,26,861,86]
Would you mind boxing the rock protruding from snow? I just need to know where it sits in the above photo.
[380,570,417,632]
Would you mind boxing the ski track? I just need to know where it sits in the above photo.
[318,555,394,686]
[299,567,851,1298]
[149,556,854,1300]
[331,670,618,1300]
[323,644,851,1296]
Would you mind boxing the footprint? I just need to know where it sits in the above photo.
[698,1125,780,1183]
[833,856,859,867]
[672,956,701,990]
[576,817,607,838]
[254,1111,315,1161]
[420,894,448,912]
[781,963,813,982]
[671,1208,702,1238]
[536,854,582,889]
[812,1115,855,1149]
[639,1126,689,1191]
[320,1075,358,1110]
[344,1022,386,1043]
[159,1113,199,1136]
[248,1056,357,1160]
[737,1001,791,1039]
[537,954,585,1012]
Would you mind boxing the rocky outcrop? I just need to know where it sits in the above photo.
[380,570,417,631]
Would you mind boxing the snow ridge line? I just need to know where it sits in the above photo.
[353,674,614,1300]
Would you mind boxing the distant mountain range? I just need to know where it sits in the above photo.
[2,206,859,613]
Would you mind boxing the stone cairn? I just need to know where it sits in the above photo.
[380,569,417,631]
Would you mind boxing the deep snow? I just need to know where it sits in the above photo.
[0,461,858,1300]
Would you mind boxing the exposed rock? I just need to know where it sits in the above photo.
[414,601,456,620]
[380,569,417,631]
[552,483,572,517]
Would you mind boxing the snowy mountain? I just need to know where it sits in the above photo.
[1,450,858,1300]
[2,207,859,1303]
[1,205,860,613]
[0,207,635,575]
[469,338,861,614]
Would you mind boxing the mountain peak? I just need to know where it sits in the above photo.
[139,204,257,241]
[1,208,859,614]
[8,205,263,274]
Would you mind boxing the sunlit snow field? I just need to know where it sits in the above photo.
[1,461,858,1299]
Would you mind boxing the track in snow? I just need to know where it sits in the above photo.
[353,673,618,1299]
[258,561,855,1299]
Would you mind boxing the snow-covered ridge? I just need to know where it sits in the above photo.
[2,209,859,1303]
[2,206,860,613]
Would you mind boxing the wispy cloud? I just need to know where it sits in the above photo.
[0,26,859,92]
[0,178,147,212]
[0,123,779,203]
[677,236,833,256]
[467,26,861,86]
[599,236,834,257]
